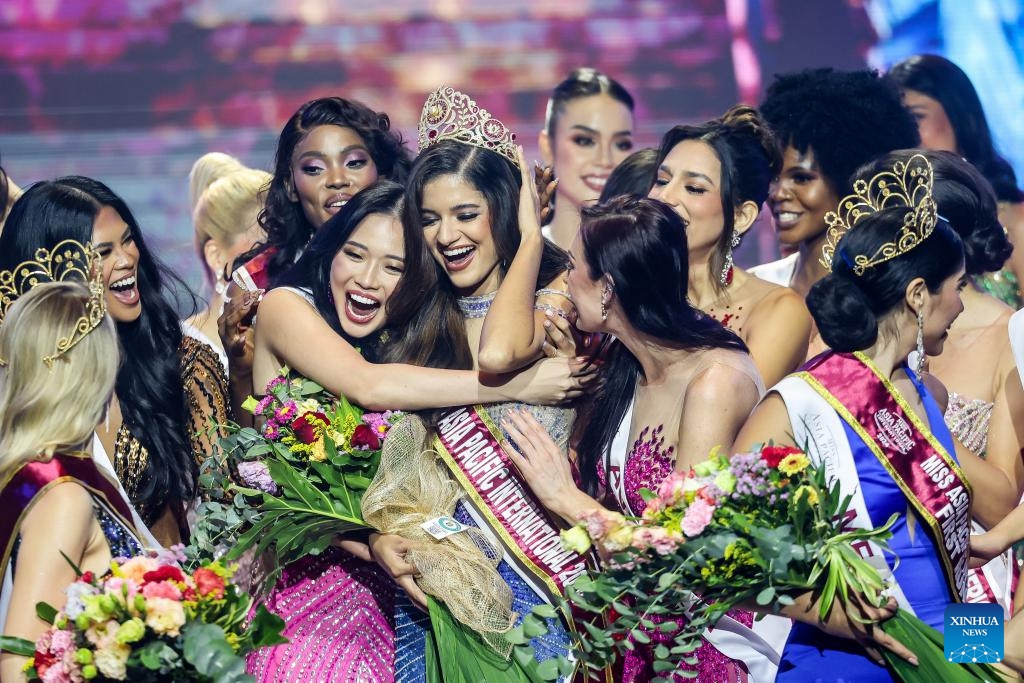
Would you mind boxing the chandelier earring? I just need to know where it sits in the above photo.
[600,283,613,322]
[720,230,741,286]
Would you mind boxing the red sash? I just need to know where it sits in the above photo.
[0,453,139,572]
[433,406,590,604]
[801,352,971,600]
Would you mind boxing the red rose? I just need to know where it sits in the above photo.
[193,567,226,600]
[142,564,185,585]
[79,571,94,584]
[760,445,803,468]
[290,411,327,444]
[351,424,381,450]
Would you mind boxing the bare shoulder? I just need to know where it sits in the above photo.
[687,351,761,401]
[22,480,93,532]
[745,277,809,323]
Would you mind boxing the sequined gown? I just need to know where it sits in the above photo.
[0,454,144,630]
[599,351,767,683]
[394,290,575,682]
[245,287,397,683]
[113,334,231,542]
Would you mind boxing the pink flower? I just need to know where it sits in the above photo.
[254,394,275,415]
[142,580,182,601]
[274,401,298,422]
[681,498,716,537]
[631,526,679,555]
[657,470,688,505]
[49,630,74,653]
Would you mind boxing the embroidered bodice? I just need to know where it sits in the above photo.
[600,351,765,516]
[114,334,231,527]
[945,391,994,456]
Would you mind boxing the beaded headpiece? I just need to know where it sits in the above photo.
[819,153,938,276]
[0,239,107,368]
[418,86,519,167]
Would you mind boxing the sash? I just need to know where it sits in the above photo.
[433,406,589,606]
[965,519,1014,617]
[800,351,971,601]
[0,452,140,574]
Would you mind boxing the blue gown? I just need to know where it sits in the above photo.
[777,367,958,682]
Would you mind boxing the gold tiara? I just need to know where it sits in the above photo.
[819,153,938,276]
[418,86,519,167]
[0,240,107,368]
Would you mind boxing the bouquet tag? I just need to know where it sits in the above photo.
[421,515,467,540]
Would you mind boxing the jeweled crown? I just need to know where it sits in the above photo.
[819,153,938,276]
[417,86,519,167]
[0,239,107,368]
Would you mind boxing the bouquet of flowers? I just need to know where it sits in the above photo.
[191,368,402,574]
[0,548,286,682]
[517,445,1003,682]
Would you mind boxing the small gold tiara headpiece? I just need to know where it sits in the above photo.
[0,239,107,368]
[418,86,519,167]
[819,152,938,276]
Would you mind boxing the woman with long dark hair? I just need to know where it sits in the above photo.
[855,149,1022,614]
[497,194,780,681]
[888,53,1024,307]
[247,179,592,682]
[220,97,414,415]
[0,177,230,546]
[735,153,1013,680]
[650,106,810,386]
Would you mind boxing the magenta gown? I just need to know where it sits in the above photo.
[245,546,396,682]
[600,424,753,683]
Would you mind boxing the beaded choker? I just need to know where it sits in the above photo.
[457,291,497,319]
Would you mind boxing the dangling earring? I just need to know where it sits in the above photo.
[215,280,228,296]
[915,308,925,375]
[600,284,612,321]
[720,230,741,286]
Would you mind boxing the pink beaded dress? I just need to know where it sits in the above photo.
[598,351,781,682]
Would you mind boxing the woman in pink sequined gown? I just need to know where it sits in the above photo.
[501,195,781,682]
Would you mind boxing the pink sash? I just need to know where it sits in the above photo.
[801,352,971,601]
[0,452,139,572]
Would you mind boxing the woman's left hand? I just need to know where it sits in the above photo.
[517,146,550,241]
[500,408,579,515]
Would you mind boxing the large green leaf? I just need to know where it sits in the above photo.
[0,636,36,657]
[182,622,254,683]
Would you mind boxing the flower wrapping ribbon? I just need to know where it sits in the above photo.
[361,415,517,656]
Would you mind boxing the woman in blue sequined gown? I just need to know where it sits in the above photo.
[367,90,586,681]
[0,282,144,681]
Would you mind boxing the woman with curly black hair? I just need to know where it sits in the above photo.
[889,54,1024,307]
[220,97,413,415]
[754,68,919,358]
[0,177,231,546]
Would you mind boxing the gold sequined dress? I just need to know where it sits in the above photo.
[113,335,231,542]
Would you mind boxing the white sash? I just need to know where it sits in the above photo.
[606,403,782,682]
[772,377,914,614]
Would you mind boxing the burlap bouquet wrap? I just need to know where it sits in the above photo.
[361,414,517,656]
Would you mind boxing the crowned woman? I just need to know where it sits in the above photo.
[362,86,594,682]
[0,243,145,681]
[734,154,1011,680]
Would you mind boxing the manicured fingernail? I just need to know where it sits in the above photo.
[544,320,552,328]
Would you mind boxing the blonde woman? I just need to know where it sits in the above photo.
[0,281,145,681]
[186,155,270,367]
